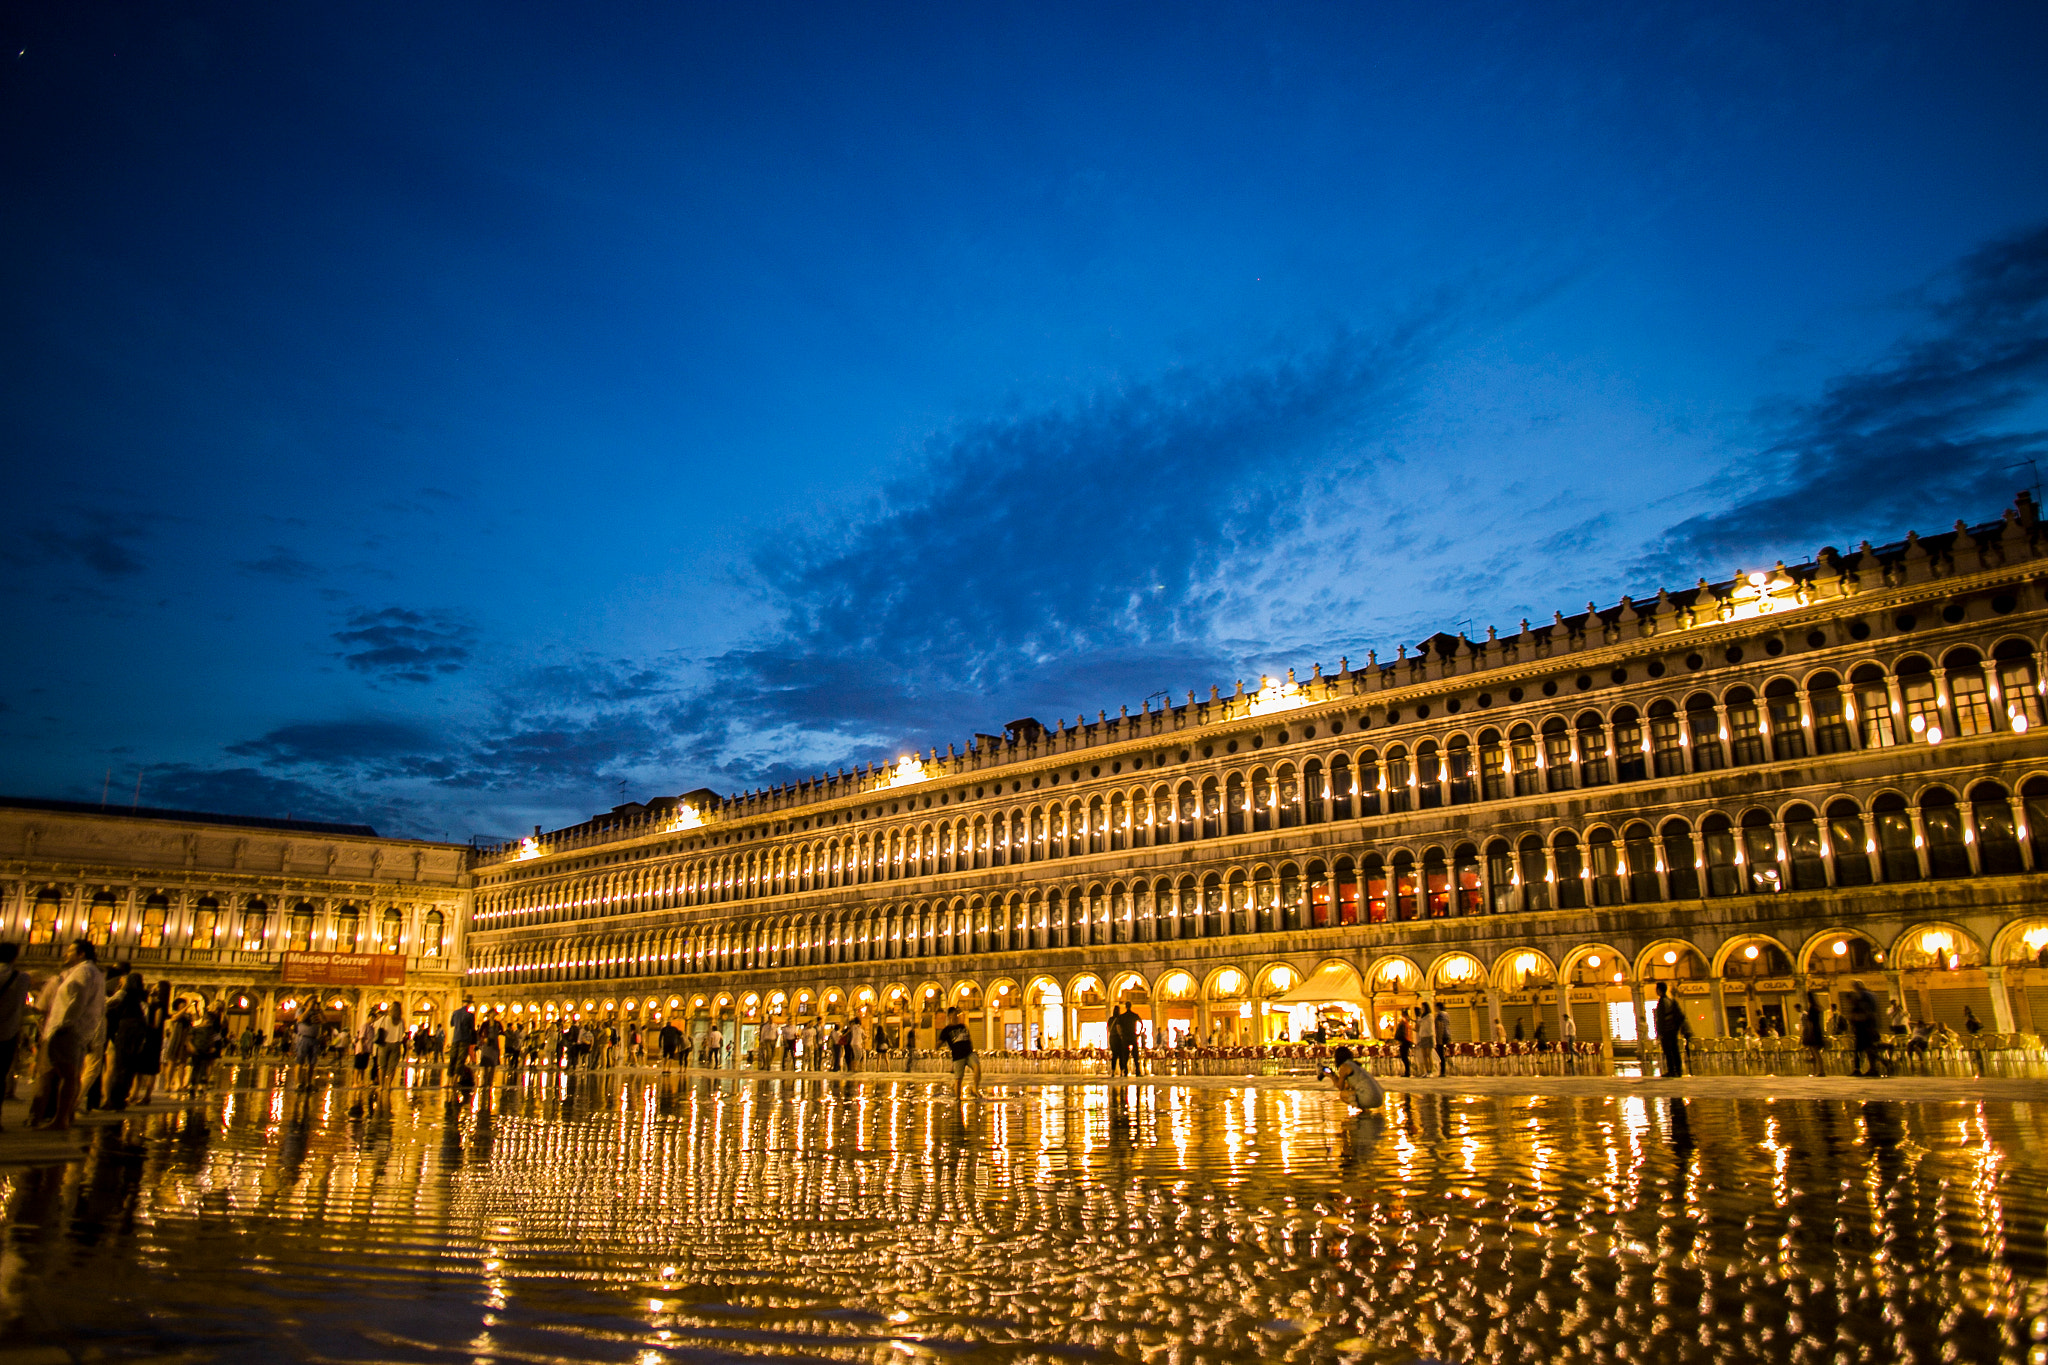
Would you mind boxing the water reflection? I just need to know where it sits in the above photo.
[1,1069,2044,1363]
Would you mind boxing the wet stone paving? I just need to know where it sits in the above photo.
[1,1068,2046,1364]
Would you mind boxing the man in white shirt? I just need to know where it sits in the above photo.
[376,1008,408,1088]
[29,939,105,1131]
[1561,1011,1578,1074]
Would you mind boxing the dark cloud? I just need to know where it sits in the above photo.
[0,507,162,578]
[333,607,476,683]
[135,764,402,830]
[227,718,443,769]
[1656,221,2048,565]
[236,546,324,581]
[675,325,1439,777]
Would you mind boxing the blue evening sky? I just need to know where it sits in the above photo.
[4,3,2047,840]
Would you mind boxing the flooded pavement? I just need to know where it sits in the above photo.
[1,1070,2045,1364]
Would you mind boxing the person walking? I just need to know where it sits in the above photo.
[1652,982,1690,1078]
[29,940,105,1130]
[1800,991,1827,1076]
[101,973,149,1110]
[288,1007,323,1091]
[1415,1005,1437,1078]
[187,1006,224,1093]
[1434,1001,1453,1076]
[1395,1010,1414,1078]
[0,944,31,1126]
[937,1007,982,1100]
[1846,981,1883,1078]
[376,1008,407,1088]
[1108,1004,1134,1076]
[1559,1010,1577,1075]
[131,981,170,1106]
[1962,1004,1985,1076]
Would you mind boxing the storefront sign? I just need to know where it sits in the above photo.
[1570,989,1601,1003]
[1503,991,1533,1005]
[1753,977,1794,993]
[280,952,407,987]
[1537,990,1557,1005]
[1435,993,1475,1008]
[1676,981,1711,996]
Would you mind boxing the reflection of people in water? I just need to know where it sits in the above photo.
[1340,1110,1384,1164]
[1666,1097,1692,1154]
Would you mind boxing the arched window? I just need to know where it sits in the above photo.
[1303,759,1327,824]
[1725,687,1765,765]
[1330,753,1353,820]
[1660,822,1699,900]
[1921,788,1969,877]
[288,902,316,951]
[335,904,360,953]
[1107,794,1126,852]
[1422,846,1451,918]
[241,900,269,949]
[1825,800,1873,887]
[1764,680,1807,761]
[1278,863,1302,929]
[1446,736,1475,804]
[1648,700,1684,776]
[1806,672,1852,753]
[192,896,220,946]
[1277,763,1302,828]
[1249,769,1273,833]
[1994,640,2044,731]
[1362,853,1388,923]
[422,910,445,957]
[1391,850,1418,920]
[1518,835,1549,912]
[1587,828,1622,906]
[1848,663,1895,747]
[1944,647,1994,737]
[1740,809,1781,893]
[1485,840,1514,913]
[1334,858,1359,926]
[1541,720,1574,792]
[1576,713,1610,786]
[139,893,169,949]
[1699,815,1739,897]
[1201,875,1225,936]
[1385,746,1413,813]
[1228,771,1250,835]
[1088,797,1107,854]
[380,907,404,951]
[1509,726,1541,797]
[1686,694,1724,771]
[87,892,116,943]
[1453,843,1482,915]
[1783,805,1827,890]
[1478,729,1507,801]
[28,888,60,945]
[1416,742,1443,809]
[1358,750,1383,816]
[1623,822,1660,901]
[1553,831,1586,910]
[1200,778,1222,839]
[1612,707,1645,783]
[1871,793,1920,881]
[1897,655,1941,742]
[1973,782,2024,875]
[2025,777,2048,869]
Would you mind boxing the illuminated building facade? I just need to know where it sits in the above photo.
[453,497,2048,1054]
[0,799,471,1030]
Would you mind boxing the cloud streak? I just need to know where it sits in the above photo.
[333,607,477,683]
[1657,221,2048,564]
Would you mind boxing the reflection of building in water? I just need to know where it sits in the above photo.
[461,500,2048,1054]
[0,799,470,1033]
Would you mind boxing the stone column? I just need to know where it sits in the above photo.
[1706,977,1728,1037]
[2013,794,2037,871]
[1986,965,2016,1032]
[1907,807,1933,880]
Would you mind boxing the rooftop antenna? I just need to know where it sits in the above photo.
[131,766,146,812]
[2004,456,2042,508]
[100,767,111,809]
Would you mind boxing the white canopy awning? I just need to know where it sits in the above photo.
[1270,962,1368,1007]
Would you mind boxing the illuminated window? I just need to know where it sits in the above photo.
[1971,783,2023,875]
[1945,649,1994,736]
[1649,703,1686,777]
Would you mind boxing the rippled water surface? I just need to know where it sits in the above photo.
[3,1070,2046,1363]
